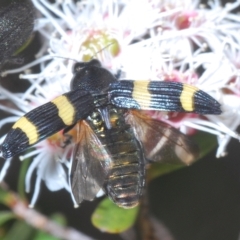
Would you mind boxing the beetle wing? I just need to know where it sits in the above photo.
[109,80,221,114]
[1,89,95,159]
[71,121,112,203]
[126,110,199,165]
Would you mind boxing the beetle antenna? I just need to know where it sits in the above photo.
[51,55,78,62]
[90,42,115,60]
[47,48,78,62]
[49,41,115,62]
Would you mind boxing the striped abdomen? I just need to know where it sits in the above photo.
[88,109,145,208]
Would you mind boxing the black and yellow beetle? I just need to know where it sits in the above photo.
[1,59,221,208]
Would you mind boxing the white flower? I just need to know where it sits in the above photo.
[0,81,77,207]
[1,0,240,206]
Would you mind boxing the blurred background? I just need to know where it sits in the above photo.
[0,0,240,239]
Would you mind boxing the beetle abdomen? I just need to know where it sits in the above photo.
[100,121,145,208]
[87,106,145,208]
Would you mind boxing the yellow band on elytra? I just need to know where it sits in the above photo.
[180,84,198,111]
[132,81,151,108]
[51,95,75,126]
[12,116,39,145]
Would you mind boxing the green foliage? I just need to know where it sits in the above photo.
[192,130,217,159]
[0,211,15,226]
[34,231,60,240]
[18,156,31,201]
[50,213,66,226]
[91,198,139,233]
[2,220,35,240]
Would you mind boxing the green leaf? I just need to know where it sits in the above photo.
[0,211,15,226]
[18,154,31,201]
[0,188,10,205]
[91,198,139,233]
[192,130,217,159]
[34,230,59,240]
[50,213,66,226]
[3,220,34,240]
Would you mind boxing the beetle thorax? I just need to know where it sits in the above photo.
[70,60,117,93]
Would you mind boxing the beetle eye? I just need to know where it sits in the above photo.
[72,62,84,74]
[72,59,101,74]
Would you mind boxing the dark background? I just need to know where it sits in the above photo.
[4,134,239,240]
[0,0,240,239]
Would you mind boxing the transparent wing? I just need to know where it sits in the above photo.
[126,110,199,165]
[70,121,112,203]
